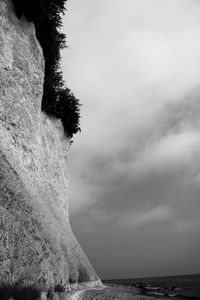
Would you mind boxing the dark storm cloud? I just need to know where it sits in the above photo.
[62,0,200,278]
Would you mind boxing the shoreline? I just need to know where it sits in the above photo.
[68,284,166,300]
[67,285,107,300]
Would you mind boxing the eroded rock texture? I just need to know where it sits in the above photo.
[0,0,101,294]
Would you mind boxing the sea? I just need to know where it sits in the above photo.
[103,274,200,300]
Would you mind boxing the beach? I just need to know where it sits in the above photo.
[68,274,200,299]
[70,285,166,300]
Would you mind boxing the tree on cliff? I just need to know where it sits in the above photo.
[11,0,81,138]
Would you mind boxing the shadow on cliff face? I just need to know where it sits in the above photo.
[0,284,41,300]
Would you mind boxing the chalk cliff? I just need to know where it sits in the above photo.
[0,0,101,295]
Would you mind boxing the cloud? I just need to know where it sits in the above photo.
[119,205,173,228]
[175,219,200,233]
[62,0,200,277]
[63,0,200,163]
[130,130,200,179]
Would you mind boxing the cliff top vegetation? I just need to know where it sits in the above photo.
[11,0,81,138]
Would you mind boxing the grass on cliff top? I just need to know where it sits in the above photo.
[11,0,81,139]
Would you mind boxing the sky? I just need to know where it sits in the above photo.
[61,0,200,279]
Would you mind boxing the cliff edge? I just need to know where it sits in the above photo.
[0,0,101,296]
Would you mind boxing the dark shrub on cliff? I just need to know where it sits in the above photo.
[0,284,40,300]
[11,0,81,138]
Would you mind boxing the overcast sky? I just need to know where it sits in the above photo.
[61,0,200,279]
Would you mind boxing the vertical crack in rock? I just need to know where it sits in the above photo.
[0,0,101,296]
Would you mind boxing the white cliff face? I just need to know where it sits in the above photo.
[0,0,101,294]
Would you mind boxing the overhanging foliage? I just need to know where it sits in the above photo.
[12,0,81,138]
